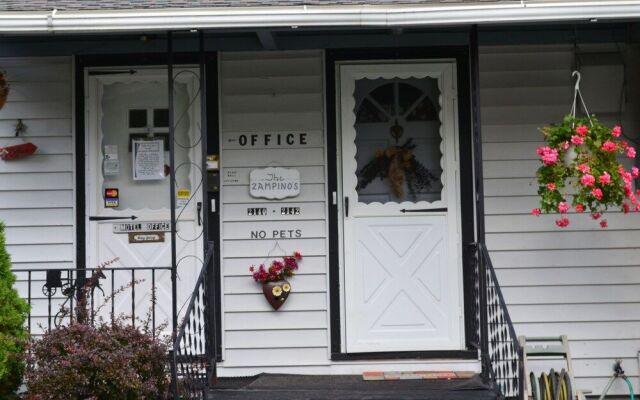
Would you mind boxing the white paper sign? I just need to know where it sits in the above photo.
[132,140,165,181]
[250,167,300,200]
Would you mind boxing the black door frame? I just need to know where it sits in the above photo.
[325,47,477,361]
[74,52,222,358]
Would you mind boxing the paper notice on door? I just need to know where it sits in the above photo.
[132,140,165,181]
[177,188,190,208]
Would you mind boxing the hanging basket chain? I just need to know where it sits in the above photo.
[569,70,593,127]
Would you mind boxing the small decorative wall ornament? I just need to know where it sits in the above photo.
[532,71,640,228]
[0,120,37,161]
[0,70,9,110]
[249,246,302,310]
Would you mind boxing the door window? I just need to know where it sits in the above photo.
[99,82,192,211]
[353,78,443,204]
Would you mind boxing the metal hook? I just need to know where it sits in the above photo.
[572,70,581,92]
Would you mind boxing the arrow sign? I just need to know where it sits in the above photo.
[89,215,138,221]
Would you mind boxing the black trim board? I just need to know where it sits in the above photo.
[325,46,475,359]
[73,52,222,358]
[332,350,478,362]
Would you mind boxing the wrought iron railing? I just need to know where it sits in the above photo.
[13,266,171,335]
[470,242,525,400]
[170,242,216,400]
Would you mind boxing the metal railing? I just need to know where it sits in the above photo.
[170,242,216,400]
[470,242,525,400]
[13,266,172,335]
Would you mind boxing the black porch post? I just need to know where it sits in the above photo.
[470,24,490,381]
[167,31,178,333]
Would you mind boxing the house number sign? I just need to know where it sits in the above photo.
[250,167,300,200]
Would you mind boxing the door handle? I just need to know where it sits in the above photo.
[344,196,349,218]
[197,202,202,226]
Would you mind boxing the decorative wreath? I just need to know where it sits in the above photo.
[357,138,437,199]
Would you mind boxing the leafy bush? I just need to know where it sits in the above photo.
[0,222,30,398]
[25,321,169,400]
[25,268,170,399]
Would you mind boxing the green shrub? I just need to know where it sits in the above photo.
[0,222,30,398]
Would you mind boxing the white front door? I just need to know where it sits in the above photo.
[338,62,464,353]
[85,68,203,330]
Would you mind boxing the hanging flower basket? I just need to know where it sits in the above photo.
[0,70,8,110]
[249,252,302,310]
[533,115,638,228]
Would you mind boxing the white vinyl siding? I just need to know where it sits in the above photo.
[480,44,640,396]
[219,50,330,368]
[0,57,74,333]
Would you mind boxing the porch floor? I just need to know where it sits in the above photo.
[209,373,498,399]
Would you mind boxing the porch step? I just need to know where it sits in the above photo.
[209,373,498,400]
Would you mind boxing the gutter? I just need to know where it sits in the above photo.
[0,1,639,34]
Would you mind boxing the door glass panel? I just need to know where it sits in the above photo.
[100,81,192,211]
[353,77,443,203]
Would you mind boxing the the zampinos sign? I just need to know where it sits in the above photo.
[250,167,300,200]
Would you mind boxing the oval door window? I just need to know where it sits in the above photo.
[354,78,443,204]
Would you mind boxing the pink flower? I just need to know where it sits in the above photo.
[531,208,541,216]
[627,147,636,158]
[621,141,629,149]
[575,125,589,137]
[591,212,601,220]
[293,251,303,260]
[633,166,639,178]
[599,172,611,185]
[546,183,556,191]
[555,217,570,228]
[623,203,630,214]
[601,140,617,152]
[612,125,622,137]
[580,174,595,186]
[558,202,570,214]
[578,164,591,174]
[570,135,584,145]
[536,146,545,156]
[562,141,570,150]
[575,204,585,212]
[538,146,559,166]
[591,188,603,200]
[600,220,608,228]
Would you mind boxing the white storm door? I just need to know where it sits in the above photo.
[339,62,464,353]
[85,68,204,329]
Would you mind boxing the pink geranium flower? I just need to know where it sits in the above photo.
[575,125,589,137]
[531,208,541,217]
[601,140,617,152]
[591,188,603,200]
[575,204,585,212]
[599,172,612,185]
[538,146,559,166]
[558,202,569,214]
[555,217,570,228]
[633,167,639,178]
[578,164,590,174]
[562,141,570,150]
[546,183,556,191]
[612,125,622,137]
[627,147,636,158]
[580,174,595,186]
[600,219,608,228]
[570,135,584,145]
